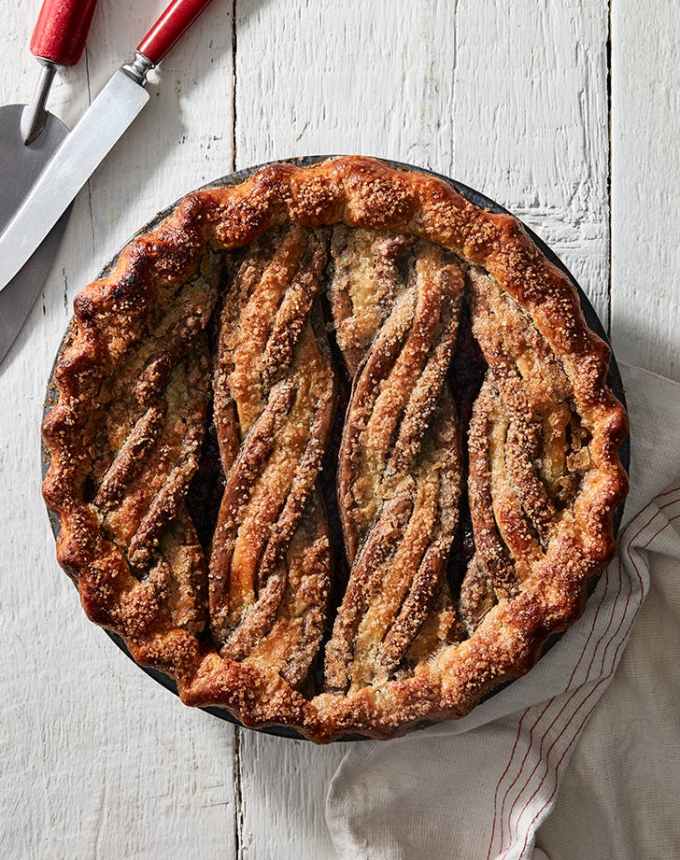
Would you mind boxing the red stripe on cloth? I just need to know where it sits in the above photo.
[507,488,680,839]
[512,510,678,859]
[508,564,633,850]
[510,507,674,855]
[500,555,629,852]
[567,564,612,687]
[658,493,680,513]
[486,708,530,860]
[582,565,623,683]
[497,702,552,851]
[504,563,630,849]
[495,546,624,852]
[655,485,680,500]
[489,486,680,859]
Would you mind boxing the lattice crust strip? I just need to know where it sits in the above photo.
[209,225,335,689]
[326,237,464,692]
[43,157,627,741]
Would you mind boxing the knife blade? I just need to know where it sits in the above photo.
[0,70,148,293]
[0,210,70,364]
[0,0,214,298]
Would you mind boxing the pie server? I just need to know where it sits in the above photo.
[0,0,214,364]
[0,0,97,365]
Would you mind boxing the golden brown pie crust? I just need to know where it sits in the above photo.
[43,156,628,742]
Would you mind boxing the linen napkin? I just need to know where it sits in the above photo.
[326,363,680,860]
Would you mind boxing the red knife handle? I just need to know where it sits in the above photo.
[30,0,97,66]
[137,0,214,66]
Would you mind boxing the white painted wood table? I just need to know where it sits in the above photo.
[1,1,678,857]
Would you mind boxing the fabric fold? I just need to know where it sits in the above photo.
[326,364,680,860]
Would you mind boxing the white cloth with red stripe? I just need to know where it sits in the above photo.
[326,363,680,860]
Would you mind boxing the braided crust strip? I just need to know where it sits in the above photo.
[209,226,335,688]
[43,156,627,742]
[325,242,464,693]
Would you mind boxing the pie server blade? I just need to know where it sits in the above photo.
[0,0,215,363]
[0,105,71,363]
[0,0,98,364]
[0,71,150,300]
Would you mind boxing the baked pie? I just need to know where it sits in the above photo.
[43,157,628,741]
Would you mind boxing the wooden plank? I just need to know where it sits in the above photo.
[3,0,645,855]
[235,0,609,316]
[451,0,610,319]
[233,2,609,857]
[236,734,352,860]
[0,2,236,857]
[610,0,680,381]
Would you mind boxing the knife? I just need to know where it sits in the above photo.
[0,0,214,296]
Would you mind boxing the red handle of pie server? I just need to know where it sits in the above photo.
[30,0,97,66]
[137,0,214,66]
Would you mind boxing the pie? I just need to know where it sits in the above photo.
[43,156,628,742]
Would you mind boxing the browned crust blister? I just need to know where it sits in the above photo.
[42,156,628,742]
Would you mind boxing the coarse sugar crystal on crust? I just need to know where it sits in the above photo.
[43,156,628,742]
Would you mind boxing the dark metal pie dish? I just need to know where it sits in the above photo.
[43,156,629,741]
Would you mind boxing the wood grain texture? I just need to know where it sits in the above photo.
[1,0,678,857]
[610,0,680,381]
[0,2,236,858]
[234,1,611,857]
[236,0,610,318]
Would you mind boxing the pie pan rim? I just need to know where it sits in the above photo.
[42,155,629,742]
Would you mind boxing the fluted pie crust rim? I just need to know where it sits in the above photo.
[42,156,628,742]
